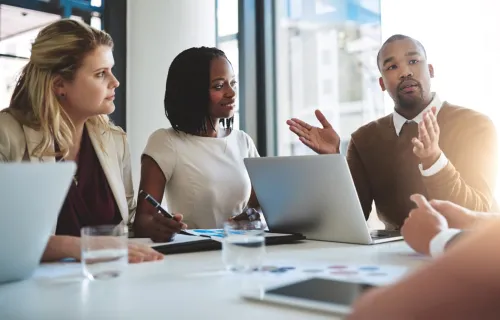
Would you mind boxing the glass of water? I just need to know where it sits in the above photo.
[81,224,128,280]
[222,220,266,273]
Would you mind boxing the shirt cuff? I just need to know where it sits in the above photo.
[419,152,449,176]
[429,228,462,257]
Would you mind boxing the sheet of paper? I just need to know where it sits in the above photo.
[130,234,209,248]
[183,229,295,239]
[184,229,224,238]
[253,259,410,286]
[264,232,296,237]
[182,229,225,242]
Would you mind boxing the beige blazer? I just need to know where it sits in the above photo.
[0,112,136,224]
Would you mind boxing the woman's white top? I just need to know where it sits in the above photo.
[143,127,259,228]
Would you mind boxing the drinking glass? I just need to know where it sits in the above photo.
[81,224,128,280]
[222,220,266,273]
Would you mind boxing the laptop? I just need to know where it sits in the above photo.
[244,155,402,245]
[0,162,76,283]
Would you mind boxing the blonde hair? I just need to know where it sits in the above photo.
[4,19,115,158]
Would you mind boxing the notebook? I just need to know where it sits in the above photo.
[132,229,305,255]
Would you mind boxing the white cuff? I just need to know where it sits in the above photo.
[419,152,449,177]
[429,228,462,257]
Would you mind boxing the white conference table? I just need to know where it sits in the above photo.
[0,240,429,320]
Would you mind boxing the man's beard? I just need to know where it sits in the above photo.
[396,83,424,109]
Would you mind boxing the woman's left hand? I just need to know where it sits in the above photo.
[127,243,164,263]
[229,208,261,222]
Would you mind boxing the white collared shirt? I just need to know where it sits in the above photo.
[392,93,448,176]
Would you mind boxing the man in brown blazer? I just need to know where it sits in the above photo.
[287,34,498,229]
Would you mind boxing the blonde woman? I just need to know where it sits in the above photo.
[0,19,162,263]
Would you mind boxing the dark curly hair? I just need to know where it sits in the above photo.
[164,46,234,135]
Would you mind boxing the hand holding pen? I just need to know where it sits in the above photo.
[139,190,187,243]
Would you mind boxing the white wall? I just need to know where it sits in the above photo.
[126,0,216,190]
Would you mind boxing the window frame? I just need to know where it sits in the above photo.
[235,0,277,156]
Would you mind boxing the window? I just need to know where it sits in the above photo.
[0,0,107,113]
[216,0,240,130]
[380,0,500,200]
[275,0,384,156]
[0,4,60,109]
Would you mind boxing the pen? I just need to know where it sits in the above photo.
[139,190,208,238]
[139,190,174,219]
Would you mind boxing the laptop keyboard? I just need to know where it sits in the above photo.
[370,230,401,239]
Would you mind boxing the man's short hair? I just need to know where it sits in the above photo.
[377,34,427,71]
